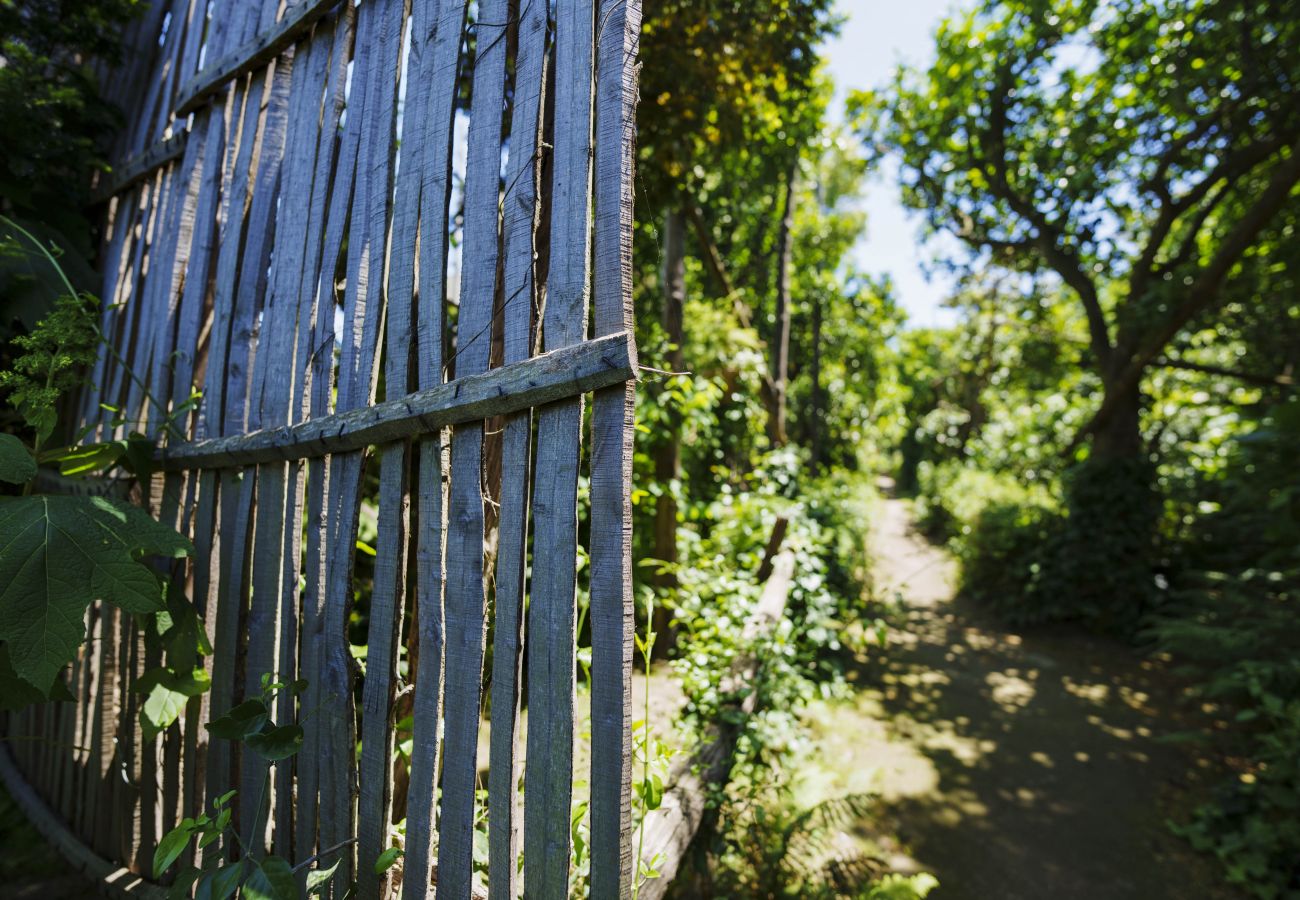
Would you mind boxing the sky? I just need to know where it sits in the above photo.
[823,0,967,328]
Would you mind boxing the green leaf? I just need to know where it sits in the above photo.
[195,862,243,900]
[207,698,269,741]
[305,860,341,895]
[373,847,403,875]
[140,668,209,740]
[48,440,127,477]
[246,724,304,760]
[142,682,187,741]
[153,821,195,878]
[166,866,200,900]
[120,434,157,479]
[0,433,35,484]
[0,495,193,692]
[0,642,72,710]
[243,856,297,900]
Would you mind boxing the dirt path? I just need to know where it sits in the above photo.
[795,488,1236,900]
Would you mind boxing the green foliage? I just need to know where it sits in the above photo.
[158,678,346,900]
[0,289,99,445]
[0,495,192,694]
[0,240,202,718]
[0,432,36,482]
[0,0,140,334]
[1148,400,1300,897]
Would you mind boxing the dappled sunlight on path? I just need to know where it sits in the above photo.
[796,487,1238,899]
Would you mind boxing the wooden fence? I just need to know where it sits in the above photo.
[0,0,643,896]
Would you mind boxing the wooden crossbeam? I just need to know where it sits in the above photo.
[156,331,636,470]
[90,132,188,204]
[173,0,339,115]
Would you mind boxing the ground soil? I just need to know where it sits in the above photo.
[794,485,1240,900]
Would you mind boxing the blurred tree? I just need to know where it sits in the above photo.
[857,0,1300,620]
[0,0,140,337]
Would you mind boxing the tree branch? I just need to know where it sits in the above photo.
[1155,355,1296,388]
[982,69,1112,369]
[1068,136,1300,453]
[1128,134,1287,312]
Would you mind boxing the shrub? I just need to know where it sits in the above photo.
[1148,400,1300,897]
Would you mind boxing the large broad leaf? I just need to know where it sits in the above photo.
[0,434,35,484]
[243,856,297,900]
[0,642,73,710]
[0,495,193,693]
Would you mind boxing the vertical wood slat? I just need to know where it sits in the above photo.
[6,0,643,891]
[436,0,511,894]
[317,0,403,882]
[487,0,549,892]
[401,0,467,895]
[238,41,299,851]
[294,5,356,873]
[354,0,418,886]
[589,0,642,895]
[525,1,596,896]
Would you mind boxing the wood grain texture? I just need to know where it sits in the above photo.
[525,1,596,896]
[436,1,510,891]
[588,0,641,894]
[174,0,340,114]
[354,0,415,885]
[155,332,632,469]
[487,0,549,892]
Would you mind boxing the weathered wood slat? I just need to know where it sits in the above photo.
[487,0,549,891]
[154,332,632,469]
[436,2,510,893]
[90,129,189,204]
[354,0,416,888]
[236,40,298,853]
[525,1,596,896]
[401,0,467,894]
[173,0,339,115]
[588,0,642,894]
[294,8,355,873]
[316,0,401,881]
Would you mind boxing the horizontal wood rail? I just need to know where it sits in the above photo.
[90,133,188,203]
[637,548,796,899]
[173,0,340,115]
[156,331,636,470]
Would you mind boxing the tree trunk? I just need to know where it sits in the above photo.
[1090,377,1143,462]
[767,161,796,446]
[654,207,686,603]
[1056,372,1156,633]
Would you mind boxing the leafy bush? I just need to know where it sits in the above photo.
[917,457,1164,632]
[915,461,1062,617]
[1148,400,1300,897]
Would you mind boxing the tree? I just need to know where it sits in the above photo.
[0,0,141,337]
[857,0,1300,621]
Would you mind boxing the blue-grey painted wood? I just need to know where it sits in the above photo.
[487,0,549,892]
[436,0,510,894]
[588,0,641,894]
[525,1,596,896]
[401,0,468,893]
